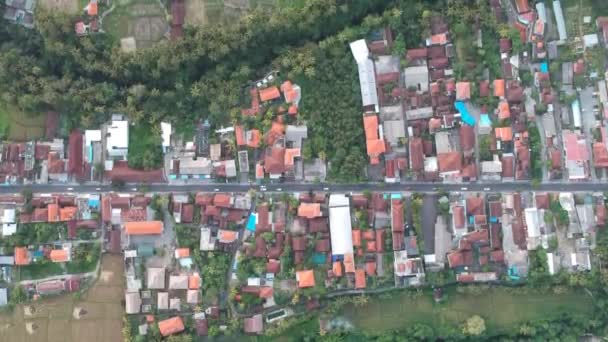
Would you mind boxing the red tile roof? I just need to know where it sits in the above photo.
[460,125,475,151]
[15,247,30,265]
[453,206,465,229]
[124,221,163,235]
[409,137,424,171]
[68,130,84,179]
[259,86,281,102]
[106,161,165,183]
[354,269,366,289]
[391,200,404,232]
[437,152,462,173]
[158,317,185,337]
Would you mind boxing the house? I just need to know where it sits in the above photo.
[259,87,281,102]
[4,0,36,28]
[350,40,379,112]
[404,66,429,93]
[244,314,263,335]
[455,82,471,101]
[481,156,503,181]
[296,270,315,288]
[363,115,385,164]
[106,119,129,159]
[597,17,608,46]
[563,130,589,180]
[383,120,406,147]
[158,316,185,337]
[125,292,142,314]
[437,152,462,180]
[147,267,166,289]
[124,221,163,235]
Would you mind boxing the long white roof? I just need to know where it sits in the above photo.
[350,39,379,110]
[329,194,353,256]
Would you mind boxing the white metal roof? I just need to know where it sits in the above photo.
[553,1,568,41]
[84,130,101,146]
[161,122,171,147]
[350,39,379,110]
[329,194,353,256]
[107,120,129,153]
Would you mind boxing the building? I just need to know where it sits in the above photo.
[563,130,589,180]
[328,194,354,272]
[350,40,379,112]
[106,119,129,159]
[4,0,36,28]
[553,0,567,42]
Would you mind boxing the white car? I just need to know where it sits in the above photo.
[276,188,282,192]
[67,187,73,191]
[461,187,468,191]
[483,187,491,191]
[214,188,220,192]
[323,187,329,191]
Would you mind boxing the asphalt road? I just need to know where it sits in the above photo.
[5,181,608,194]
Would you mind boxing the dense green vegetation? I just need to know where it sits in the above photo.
[127,123,163,170]
[66,242,101,273]
[0,223,67,249]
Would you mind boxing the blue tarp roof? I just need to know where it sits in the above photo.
[246,213,257,232]
[88,198,99,208]
[480,114,492,126]
[312,253,326,264]
[391,193,402,199]
[179,257,193,268]
[455,101,476,126]
[540,62,548,73]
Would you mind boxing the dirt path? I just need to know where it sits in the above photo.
[0,254,124,342]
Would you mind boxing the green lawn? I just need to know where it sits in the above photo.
[0,102,45,141]
[127,123,164,170]
[19,262,64,281]
[66,243,101,274]
[341,287,594,335]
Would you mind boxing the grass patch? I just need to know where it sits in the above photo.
[127,123,163,170]
[66,242,101,274]
[19,261,64,280]
[0,102,45,141]
[341,287,594,335]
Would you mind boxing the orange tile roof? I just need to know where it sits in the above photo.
[60,206,78,221]
[175,248,190,258]
[49,249,69,262]
[124,221,163,235]
[430,33,448,45]
[188,273,201,289]
[259,86,281,102]
[87,1,98,16]
[494,79,505,97]
[247,129,261,148]
[364,115,385,164]
[296,270,315,288]
[158,316,185,337]
[14,247,29,265]
[343,253,355,273]
[47,203,59,222]
[364,116,379,140]
[355,269,366,289]
[260,286,274,299]
[297,203,322,219]
[284,148,300,166]
[352,229,362,247]
[235,125,245,146]
[498,100,510,120]
[456,82,471,100]
[288,105,298,115]
[495,127,513,141]
[280,80,293,94]
[218,229,238,243]
[365,261,376,276]
[366,140,386,164]
[255,163,264,179]
[332,261,343,277]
